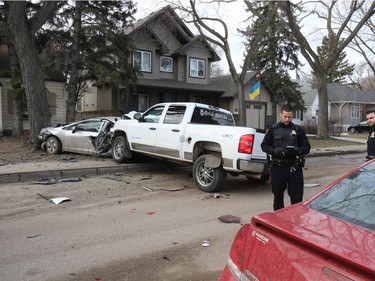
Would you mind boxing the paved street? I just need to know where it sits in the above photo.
[0,151,366,281]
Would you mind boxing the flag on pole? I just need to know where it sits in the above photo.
[249,81,260,100]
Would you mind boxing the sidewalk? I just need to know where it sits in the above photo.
[0,136,367,184]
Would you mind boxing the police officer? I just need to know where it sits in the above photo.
[261,104,311,211]
[366,110,375,160]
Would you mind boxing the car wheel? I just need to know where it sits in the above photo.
[349,127,356,133]
[192,154,226,193]
[45,136,62,154]
[112,136,132,163]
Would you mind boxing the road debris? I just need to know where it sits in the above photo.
[139,183,153,192]
[35,178,56,185]
[304,183,320,188]
[27,234,42,239]
[213,193,230,199]
[201,240,211,247]
[102,174,122,181]
[58,177,82,182]
[218,215,241,223]
[60,155,77,162]
[37,193,71,204]
[138,183,190,192]
[50,197,71,204]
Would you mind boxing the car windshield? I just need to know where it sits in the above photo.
[308,161,375,232]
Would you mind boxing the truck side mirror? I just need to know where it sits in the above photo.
[134,113,142,120]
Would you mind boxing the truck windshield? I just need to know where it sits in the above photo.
[191,107,234,126]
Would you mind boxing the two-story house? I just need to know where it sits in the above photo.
[77,5,224,118]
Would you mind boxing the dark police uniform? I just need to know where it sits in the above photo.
[261,122,311,211]
[367,126,375,160]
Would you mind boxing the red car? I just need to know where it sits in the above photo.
[219,160,375,281]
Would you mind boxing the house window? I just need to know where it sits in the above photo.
[48,92,57,115]
[294,110,303,120]
[189,58,205,78]
[351,104,361,119]
[160,56,173,73]
[133,50,151,72]
[138,94,149,112]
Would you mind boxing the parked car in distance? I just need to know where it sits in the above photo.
[348,121,370,133]
[219,159,375,281]
[39,117,118,155]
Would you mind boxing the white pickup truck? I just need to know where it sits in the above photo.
[110,102,268,192]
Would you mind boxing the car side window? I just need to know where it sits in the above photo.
[76,121,102,132]
[141,106,165,123]
[163,106,186,124]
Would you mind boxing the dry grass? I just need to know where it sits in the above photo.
[309,133,367,149]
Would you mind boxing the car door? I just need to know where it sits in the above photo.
[154,105,186,159]
[127,105,166,154]
[64,120,101,154]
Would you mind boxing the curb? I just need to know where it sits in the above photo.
[0,163,157,184]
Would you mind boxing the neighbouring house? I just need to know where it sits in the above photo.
[77,5,224,119]
[298,82,375,132]
[0,77,66,135]
[211,72,275,129]
[0,44,66,136]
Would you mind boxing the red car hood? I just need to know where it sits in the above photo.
[252,203,375,275]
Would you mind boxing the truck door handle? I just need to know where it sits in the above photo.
[172,129,180,132]
[149,127,156,130]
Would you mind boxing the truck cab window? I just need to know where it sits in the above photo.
[163,106,186,124]
[191,107,234,126]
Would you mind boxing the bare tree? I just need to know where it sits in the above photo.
[175,0,275,126]
[278,0,375,138]
[344,6,375,90]
[6,1,58,148]
[347,6,375,75]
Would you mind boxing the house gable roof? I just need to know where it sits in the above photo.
[173,35,220,61]
[125,5,193,43]
[127,5,220,61]
[294,80,318,106]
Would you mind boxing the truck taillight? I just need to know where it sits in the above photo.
[238,134,254,154]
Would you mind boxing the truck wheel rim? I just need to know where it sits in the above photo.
[114,140,124,158]
[197,162,214,187]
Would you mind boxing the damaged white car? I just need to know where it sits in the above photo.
[39,117,119,155]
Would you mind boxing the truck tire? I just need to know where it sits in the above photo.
[193,154,226,192]
[112,136,132,163]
